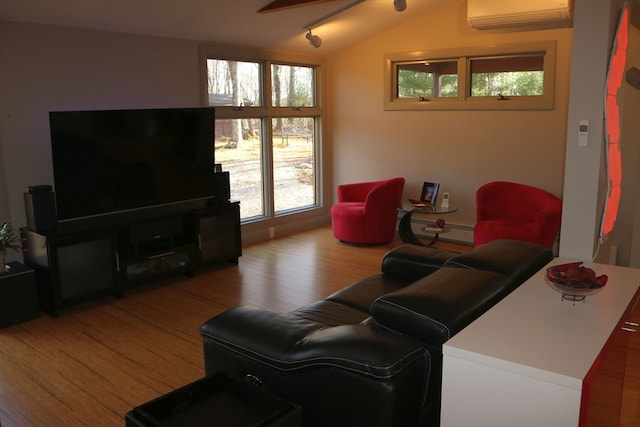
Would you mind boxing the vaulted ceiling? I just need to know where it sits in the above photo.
[0,0,456,53]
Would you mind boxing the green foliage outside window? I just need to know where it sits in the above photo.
[398,71,458,98]
[471,71,544,97]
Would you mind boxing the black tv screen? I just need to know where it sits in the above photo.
[49,107,216,222]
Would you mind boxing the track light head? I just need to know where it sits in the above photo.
[394,0,407,12]
[306,30,322,48]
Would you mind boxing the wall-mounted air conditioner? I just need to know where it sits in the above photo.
[467,0,573,30]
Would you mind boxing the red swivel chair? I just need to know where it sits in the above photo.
[331,177,405,244]
[474,181,562,249]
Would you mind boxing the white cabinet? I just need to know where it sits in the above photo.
[441,259,640,427]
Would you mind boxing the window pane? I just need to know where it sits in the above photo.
[271,64,316,107]
[470,54,544,97]
[207,60,262,107]
[272,117,315,213]
[396,60,458,99]
[215,118,264,219]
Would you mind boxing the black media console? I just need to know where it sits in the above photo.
[21,201,241,316]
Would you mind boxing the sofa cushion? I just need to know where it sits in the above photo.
[290,300,370,326]
[371,267,512,346]
[381,244,457,282]
[326,274,409,313]
[444,239,552,289]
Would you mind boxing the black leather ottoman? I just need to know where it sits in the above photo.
[125,374,302,427]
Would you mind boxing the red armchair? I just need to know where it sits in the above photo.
[474,181,562,249]
[331,177,405,244]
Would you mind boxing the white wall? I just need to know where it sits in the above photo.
[328,1,572,231]
[560,0,638,263]
[559,0,612,261]
[0,21,202,231]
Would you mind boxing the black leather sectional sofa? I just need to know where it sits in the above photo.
[200,239,553,427]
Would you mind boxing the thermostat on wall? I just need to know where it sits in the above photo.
[578,120,589,147]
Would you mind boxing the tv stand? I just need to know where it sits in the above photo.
[22,202,241,316]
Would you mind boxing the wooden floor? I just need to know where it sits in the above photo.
[0,225,637,426]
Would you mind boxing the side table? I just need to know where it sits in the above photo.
[419,225,450,247]
[398,205,458,247]
[0,262,39,328]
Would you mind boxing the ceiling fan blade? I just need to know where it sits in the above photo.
[258,0,338,14]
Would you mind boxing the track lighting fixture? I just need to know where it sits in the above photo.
[394,0,407,12]
[301,0,364,48]
[306,29,322,48]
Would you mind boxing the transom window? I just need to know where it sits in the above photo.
[470,53,544,97]
[396,60,458,99]
[385,41,556,110]
[271,64,316,107]
[207,60,263,107]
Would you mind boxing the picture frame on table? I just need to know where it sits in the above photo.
[420,182,440,205]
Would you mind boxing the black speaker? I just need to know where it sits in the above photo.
[24,185,57,232]
[214,172,231,202]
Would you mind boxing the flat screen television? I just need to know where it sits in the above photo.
[49,107,216,223]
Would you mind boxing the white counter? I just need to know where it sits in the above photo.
[441,258,640,427]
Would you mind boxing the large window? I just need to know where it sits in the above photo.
[201,48,323,223]
[385,41,556,110]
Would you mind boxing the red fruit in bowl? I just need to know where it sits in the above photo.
[583,268,596,281]
[596,275,608,287]
[546,262,608,290]
[554,262,583,272]
[565,265,582,280]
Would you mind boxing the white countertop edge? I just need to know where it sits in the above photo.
[443,343,584,390]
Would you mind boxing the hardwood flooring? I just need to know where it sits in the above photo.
[0,226,637,426]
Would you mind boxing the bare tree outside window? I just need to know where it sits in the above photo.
[207,59,319,220]
[272,117,315,213]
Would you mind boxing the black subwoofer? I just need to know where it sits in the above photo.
[214,171,231,202]
[24,185,57,232]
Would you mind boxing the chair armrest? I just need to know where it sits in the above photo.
[534,207,562,235]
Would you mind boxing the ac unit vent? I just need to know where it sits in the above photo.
[468,0,573,30]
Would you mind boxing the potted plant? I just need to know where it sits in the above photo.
[0,221,21,270]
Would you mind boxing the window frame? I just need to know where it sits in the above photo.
[199,44,327,225]
[384,41,556,111]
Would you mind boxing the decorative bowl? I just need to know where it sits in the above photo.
[545,262,608,302]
